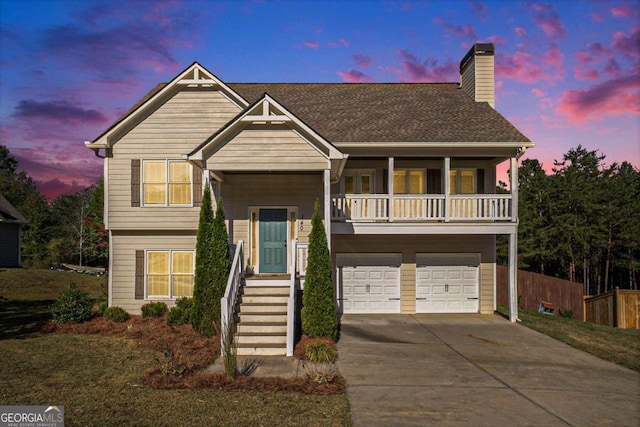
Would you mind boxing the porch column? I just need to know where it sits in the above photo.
[508,230,518,322]
[444,157,450,222]
[388,156,394,222]
[324,169,331,248]
[510,157,518,222]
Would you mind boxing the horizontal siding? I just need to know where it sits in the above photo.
[332,234,495,314]
[480,262,495,314]
[475,56,495,106]
[207,127,328,171]
[111,232,196,314]
[108,88,240,230]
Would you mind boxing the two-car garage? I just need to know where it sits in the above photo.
[336,252,481,314]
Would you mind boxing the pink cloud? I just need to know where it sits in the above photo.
[604,59,623,77]
[314,27,323,33]
[489,35,505,45]
[469,1,490,19]
[612,3,639,18]
[338,69,373,83]
[340,38,349,47]
[515,27,527,37]
[556,73,640,123]
[528,3,566,39]
[591,11,604,22]
[352,54,372,68]
[396,49,458,82]
[612,28,640,60]
[544,43,565,78]
[495,51,548,83]
[531,88,545,97]
[303,40,319,49]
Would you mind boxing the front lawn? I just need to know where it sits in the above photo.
[0,268,351,426]
[497,305,640,372]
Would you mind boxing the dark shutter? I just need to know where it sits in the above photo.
[193,167,203,207]
[427,169,442,194]
[131,159,140,207]
[382,169,388,193]
[135,250,144,300]
[477,168,485,194]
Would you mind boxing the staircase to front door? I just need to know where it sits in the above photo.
[235,284,289,356]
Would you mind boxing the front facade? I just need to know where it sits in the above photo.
[0,193,28,268]
[86,44,531,326]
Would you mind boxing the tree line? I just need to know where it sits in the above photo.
[498,145,640,295]
[0,145,107,268]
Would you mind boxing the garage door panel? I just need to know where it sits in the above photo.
[337,254,401,314]
[416,254,479,314]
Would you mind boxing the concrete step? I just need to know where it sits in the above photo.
[236,333,286,345]
[241,295,289,304]
[239,313,287,323]
[236,343,286,356]
[242,286,289,296]
[237,322,287,334]
[240,303,287,313]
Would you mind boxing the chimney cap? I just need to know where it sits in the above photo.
[459,43,495,73]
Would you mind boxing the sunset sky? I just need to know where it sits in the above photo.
[1,0,638,199]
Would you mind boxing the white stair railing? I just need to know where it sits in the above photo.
[287,239,309,356]
[221,240,244,356]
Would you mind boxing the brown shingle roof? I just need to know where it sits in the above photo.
[0,193,28,224]
[229,83,531,144]
[94,80,531,145]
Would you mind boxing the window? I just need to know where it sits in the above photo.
[143,160,192,206]
[342,170,374,194]
[393,169,425,194]
[449,169,476,194]
[146,250,194,298]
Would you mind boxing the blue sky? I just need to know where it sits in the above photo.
[1,0,638,198]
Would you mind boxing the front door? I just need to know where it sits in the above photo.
[259,209,288,273]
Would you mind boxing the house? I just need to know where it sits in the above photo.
[0,193,28,267]
[86,43,532,355]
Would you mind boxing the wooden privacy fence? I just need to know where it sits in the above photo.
[496,266,584,320]
[584,288,640,329]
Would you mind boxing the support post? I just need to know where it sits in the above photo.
[444,157,451,222]
[324,169,331,248]
[508,230,518,322]
[510,157,518,222]
[388,156,394,221]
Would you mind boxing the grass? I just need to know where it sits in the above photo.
[497,305,640,372]
[0,268,352,426]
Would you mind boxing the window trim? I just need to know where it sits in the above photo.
[341,169,376,194]
[141,159,193,207]
[145,249,195,300]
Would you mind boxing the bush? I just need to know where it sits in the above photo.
[301,200,338,339]
[51,284,94,324]
[559,308,574,319]
[141,301,168,318]
[97,301,108,316]
[104,306,130,323]
[305,340,337,363]
[167,297,193,325]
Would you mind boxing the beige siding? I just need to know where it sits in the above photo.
[332,235,496,314]
[460,55,494,107]
[220,173,323,270]
[206,126,329,171]
[111,232,196,314]
[108,88,241,230]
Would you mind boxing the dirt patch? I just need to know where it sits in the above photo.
[44,316,345,395]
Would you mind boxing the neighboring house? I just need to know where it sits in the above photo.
[0,193,28,267]
[86,43,532,355]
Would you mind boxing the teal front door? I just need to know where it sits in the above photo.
[259,209,288,273]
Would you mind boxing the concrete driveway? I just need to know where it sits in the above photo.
[337,314,640,426]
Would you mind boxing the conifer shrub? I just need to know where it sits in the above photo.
[301,200,338,339]
[51,284,94,324]
[305,340,338,363]
[104,306,129,322]
[191,188,231,337]
[141,301,168,318]
[167,297,193,325]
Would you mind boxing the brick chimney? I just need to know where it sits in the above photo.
[459,43,495,108]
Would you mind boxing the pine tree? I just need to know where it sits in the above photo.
[210,198,232,328]
[301,199,337,339]
[191,184,217,336]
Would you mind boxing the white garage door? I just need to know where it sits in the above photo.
[416,254,480,313]
[336,254,401,314]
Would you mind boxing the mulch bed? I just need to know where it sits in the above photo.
[43,315,345,395]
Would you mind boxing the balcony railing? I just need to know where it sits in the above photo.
[331,194,512,222]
